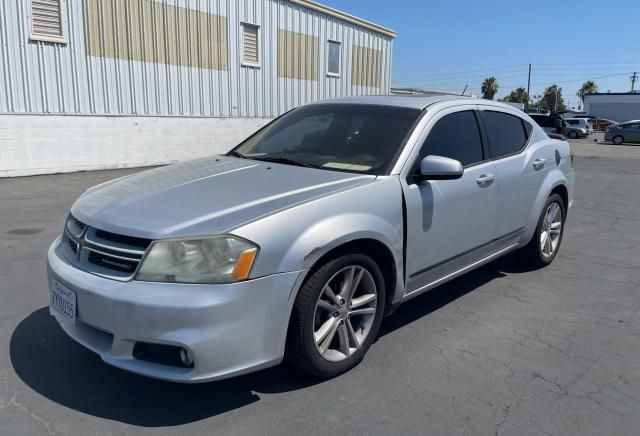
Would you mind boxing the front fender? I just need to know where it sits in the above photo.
[233,176,404,291]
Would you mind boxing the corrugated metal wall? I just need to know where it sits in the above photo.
[0,0,394,118]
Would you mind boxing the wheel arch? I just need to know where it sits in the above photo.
[550,184,569,214]
[523,170,570,244]
[301,238,398,315]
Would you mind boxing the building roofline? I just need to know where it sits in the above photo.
[585,92,640,96]
[289,0,397,38]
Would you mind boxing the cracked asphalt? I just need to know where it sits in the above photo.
[1,139,639,435]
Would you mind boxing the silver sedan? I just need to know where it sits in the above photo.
[47,96,575,382]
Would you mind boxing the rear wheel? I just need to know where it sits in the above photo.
[286,253,385,378]
[521,194,565,268]
[612,135,624,145]
[568,131,578,139]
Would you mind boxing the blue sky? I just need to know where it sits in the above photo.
[320,0,640,108]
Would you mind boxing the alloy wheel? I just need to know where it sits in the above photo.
[540,202,563,257]
[313,265,377,362]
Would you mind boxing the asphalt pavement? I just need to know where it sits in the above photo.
[1,139,639,435]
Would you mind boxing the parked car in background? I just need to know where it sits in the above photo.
[605,120,640,145]
[47,96,574,382]
[565,118,593,135]
[571,115,617,131]
[529,114,588,139]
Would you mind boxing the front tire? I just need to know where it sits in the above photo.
[286,253,385,378]
[612,135,624,145]
[568,131,578,139]
[521,194,566,268]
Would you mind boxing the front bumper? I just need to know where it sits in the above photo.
[47,237,305,383]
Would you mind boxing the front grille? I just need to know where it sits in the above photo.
[68,238,79,254]
[74,218,86,232]
[94,229,151,249]
[88,251,139,274]
[63,215,151,281]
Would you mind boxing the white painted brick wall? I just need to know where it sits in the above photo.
[0,115,272,177]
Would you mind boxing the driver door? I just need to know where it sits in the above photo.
[401,107,499,295]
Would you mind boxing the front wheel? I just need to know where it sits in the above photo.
[286,253,385,378]
[568,131,578,139]
[612,135,624,145]
[521,194,566,268]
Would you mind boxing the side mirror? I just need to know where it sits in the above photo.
[413,155,464,183]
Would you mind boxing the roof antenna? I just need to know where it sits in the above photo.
[461,85,468,96]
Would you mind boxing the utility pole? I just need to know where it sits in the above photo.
[526,63,532,109]
[631,72,638,92]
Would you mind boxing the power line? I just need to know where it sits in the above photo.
[532,61,640,66]
[392,64,528,80]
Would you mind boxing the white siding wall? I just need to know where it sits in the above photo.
[0,115,270,177]
[0,0,394,117]
[0,0,394,177]
[584,94,640,123]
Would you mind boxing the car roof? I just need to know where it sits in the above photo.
[308,95,518,111]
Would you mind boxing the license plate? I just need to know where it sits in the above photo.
[50,280,76,323]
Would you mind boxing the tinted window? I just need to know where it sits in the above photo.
[234,104,421,175]
[482,111,529,159]
[566,120,579,125]
[416,110,484,167]
[524,120,533,137]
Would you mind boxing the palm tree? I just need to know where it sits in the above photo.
[577,81,598,104]
[481,76,499,100]
[503,87,529,104]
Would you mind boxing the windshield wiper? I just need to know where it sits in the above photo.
[252,156,321,169]
[226,150,246,159]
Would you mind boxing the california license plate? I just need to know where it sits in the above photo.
[50,280,76,323]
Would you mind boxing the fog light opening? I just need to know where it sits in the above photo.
[180,348,193,367]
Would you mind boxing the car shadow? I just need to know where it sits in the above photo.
[10,255,528,427]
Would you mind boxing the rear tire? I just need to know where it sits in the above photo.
[612,135,624,145]
[285,253,385,378]
[521,194,566,269]
[568,131,577,139]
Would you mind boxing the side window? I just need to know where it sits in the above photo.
[524,120,533,138]
[416,111,484,168]
[482,111,529,159]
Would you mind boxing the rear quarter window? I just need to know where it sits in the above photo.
[482,111,530,159]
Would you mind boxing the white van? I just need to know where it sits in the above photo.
[565,118,593,134]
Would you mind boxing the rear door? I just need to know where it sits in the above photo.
[627,123,640,142]
[478,108,544,245]
[401,106,499,295]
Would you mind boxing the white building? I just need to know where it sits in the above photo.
[584,93,640,122]
[0,0,396,177]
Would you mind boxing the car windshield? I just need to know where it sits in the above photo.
[231,104,422,175]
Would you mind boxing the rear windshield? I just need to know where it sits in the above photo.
[232,104,422,175]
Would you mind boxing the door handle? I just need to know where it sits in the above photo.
[533,158,547,170]
[476,174,495,186]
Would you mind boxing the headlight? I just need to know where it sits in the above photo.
[136,236,258,284]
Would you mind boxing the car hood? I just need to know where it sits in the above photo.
[71,156,375,239]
